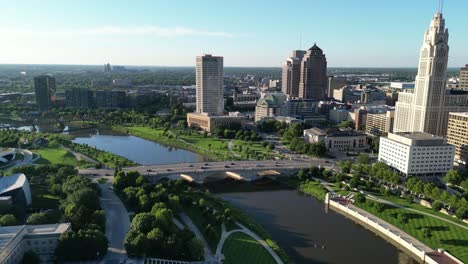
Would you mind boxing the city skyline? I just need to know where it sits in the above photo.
[0,0,467,67]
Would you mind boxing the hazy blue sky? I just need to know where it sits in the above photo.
[0,0,466,67]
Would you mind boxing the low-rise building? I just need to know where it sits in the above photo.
[303,127,368,151]
[447,112,468,164]
[378,132,455,177]
[0,223,70,264]
[187,112,244,133]
[254,93,287,122]
[366,110,395,136]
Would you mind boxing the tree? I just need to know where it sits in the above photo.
[373,202,385,213]
[21,251,40,264]
[444,170,463,186]
[356,154,370,165]
[131,213,156,234]
[455,207,468,220]
[354,193,366,203]
[124,230,150,256]
[432,201,443,212]
[55,229,108,261]
[26,213,49,225]
[0,214,18,226]
[339,120,354,128]
[186,238,204,260]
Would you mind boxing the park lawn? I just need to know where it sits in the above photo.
[30,183,60,210]
[232,140,274,159]
[34,146,79,166]
[370,193,468,227]
[222,232,276,264]
[179,134,228,153]
[356,201,468,263]
[117,126,166,142]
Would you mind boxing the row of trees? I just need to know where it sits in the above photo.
[114,171,204,260]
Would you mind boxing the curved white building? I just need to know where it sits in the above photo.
[0,148,16,164]
[0,174,32,206]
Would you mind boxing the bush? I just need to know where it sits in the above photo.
[27,213,49,225]
[396,213,409,224]
[0,214,18,226]
[432,201,443,212]
[354,193,366,203]
[455,206,468,220]
[373,202,385,213]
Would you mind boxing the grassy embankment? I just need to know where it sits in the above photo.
[222,232,276,264]
[354,200,468,263]
[113,126,276,161]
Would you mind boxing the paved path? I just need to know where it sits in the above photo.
[215,223,283,264]
[366,194,468,231]
[98,181,131,264]
[227,140,241,159]
[179,213,216,262]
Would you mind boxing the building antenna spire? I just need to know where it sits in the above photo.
[299,33,302,49]
[437,0,444,13]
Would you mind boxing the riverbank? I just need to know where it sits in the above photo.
[327,195,464,264]
[112,125,277,161]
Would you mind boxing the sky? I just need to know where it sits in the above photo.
[0,0,467,67]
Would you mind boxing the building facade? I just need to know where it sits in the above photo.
[34,75,56,111]
[366,110,395,136]
[394,12,468,136]
[327,76,346,98]
[0,224,70,264]
[460,65,468,91]
[65,89,93,108]
[446,112,468,164]
[378,132,455,176]
[196,55,224,115]
[187,112,243,133]
[254,93,287,122]
[95,90,127,108]
[281,57,301,97]
[304,127,368,151]
[298,44,327,100]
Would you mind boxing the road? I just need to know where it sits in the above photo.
[79,159,337,178]
[98,180,131,264]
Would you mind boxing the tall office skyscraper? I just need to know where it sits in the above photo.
[196,54,224,115]
[460,64,468,91]
[394,11,468,136]
[282,50,306,98]
[34,75,56,111]
[281,57,301,97]
[298,44,327,100]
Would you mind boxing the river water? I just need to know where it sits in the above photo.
[71,130,208,165]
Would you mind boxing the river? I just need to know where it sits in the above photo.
[71,130,209,165]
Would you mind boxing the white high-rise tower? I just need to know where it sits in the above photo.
[394,8,468,136]
[196,54,224,115]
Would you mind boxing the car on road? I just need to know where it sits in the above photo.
[200,166,207,169]
[224,165,230,168]
[108,186,114,191]
[147,169,153,172]
[204,163,209,166]
[230,162,235,165]
[324,160,330,163]
[105,173,110,176]
[188,164,194,167]
[255,164,263,167]
[167,169,172,171]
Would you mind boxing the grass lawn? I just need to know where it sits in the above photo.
[34,146,79,166]
[276,177,328,201]
[222,232,276,264]
[30,183,60,210]
[369,192,468,227]
[356,201,468,262]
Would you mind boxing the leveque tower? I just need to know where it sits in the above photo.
[394,11,468,136]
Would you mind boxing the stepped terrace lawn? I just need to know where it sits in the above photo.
[34,146,79,166]
[355,201,468,263]
[222,232,276,264]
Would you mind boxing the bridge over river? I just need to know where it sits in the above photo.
[79,159,337,184]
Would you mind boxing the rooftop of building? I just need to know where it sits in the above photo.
[256,93,286,108]
[386,132,449,147]
[0,223,70,252]
[449,112,468,117]
[0,174,28,197]
[304,127,365,137]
